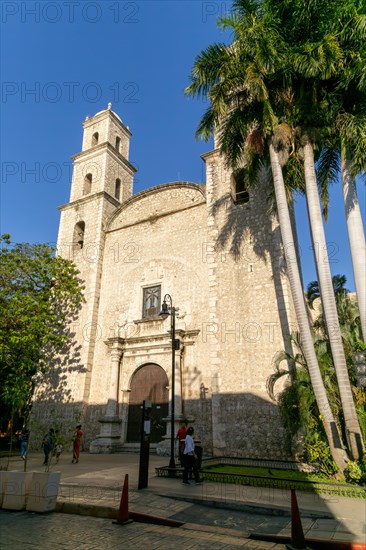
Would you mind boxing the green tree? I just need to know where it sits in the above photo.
[268,331,340,476]
[307,275,366,397]
[0,235,85,427]
[185,0,348,469]
[307,274,349,311]
[269,275,366,474]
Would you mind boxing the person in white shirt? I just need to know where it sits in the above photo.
[182,427,203,485]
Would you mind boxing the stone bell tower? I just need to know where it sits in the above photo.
[57,104,137,407]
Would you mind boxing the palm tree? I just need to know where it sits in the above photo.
[281,0,365,459]
[269,141,348,467]
[307,275,364,351]
[308,274,348,308]
[316,3,366,342]
[268,331,344,475]
[318,118,366,344]
[185,0,348,468]
[340,156,366,343]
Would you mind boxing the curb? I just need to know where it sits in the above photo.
[56,490,334,522]
[129,511,184,527]
[56,502,184,528]
[56,501,117,519]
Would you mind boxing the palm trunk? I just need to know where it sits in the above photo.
[302,137,364,460]
[269,140,348,469]
[341,148,366,342]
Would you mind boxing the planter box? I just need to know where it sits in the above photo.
[2,471,33,510]
[26,472,61,513]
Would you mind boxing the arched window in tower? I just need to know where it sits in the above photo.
[115,178,121,201]
[83,173,92,195]
[115,136,121,153]
[231,168,249,204]
[73,221,85,252]
[92,132,99,146]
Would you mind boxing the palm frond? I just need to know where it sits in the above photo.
[185,43,233,99]
[195,106,216,142]
[292,33,344,80]
[283,155,305,196]
[337,112,366,175]
[306,280,320,309]
[232,0,264,18]
[316,144,340,220]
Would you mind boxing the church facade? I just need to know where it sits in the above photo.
[56,104,297,459]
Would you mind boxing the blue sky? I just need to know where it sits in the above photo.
[1,0,365,291]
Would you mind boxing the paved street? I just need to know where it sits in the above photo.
[1,451,365,548]
[0,510,287,549]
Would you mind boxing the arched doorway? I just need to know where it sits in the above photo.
[126,364,169,443]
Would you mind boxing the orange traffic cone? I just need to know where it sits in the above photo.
[288,489,306,550]
[113,474,133,525]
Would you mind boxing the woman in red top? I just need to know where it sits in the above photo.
[72,424,83,463]
[176,422,187,466]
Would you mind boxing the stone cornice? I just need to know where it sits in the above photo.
[200,148,220,161]
[104,337,125,350]
[71,142,137,174]
[126,181,206,203]
[83,110,132,137]
[58,191,120,211]
[106,182,206,233]
[107,202,205,233]
[104,329,200,351]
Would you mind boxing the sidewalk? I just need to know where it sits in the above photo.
[3,452,366,546]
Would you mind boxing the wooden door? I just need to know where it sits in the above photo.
[126,364,169,443]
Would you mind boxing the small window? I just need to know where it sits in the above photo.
[115,136,121,153]
[115,178,121,201]
[92,132,99,146]
[83,173,92,195]
[231,168,249,204]
[73,221,85,251]
[142,286,161,318]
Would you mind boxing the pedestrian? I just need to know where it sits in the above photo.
[194,434,203,470]
[72,424,83,463]
[188,434,203,479]
[54,442,63,463]
[42,428,54,466]
[20,427,30,460]
[176,422,187,466]
[182,427,203,485]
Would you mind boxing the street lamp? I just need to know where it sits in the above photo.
[159,294,179,471]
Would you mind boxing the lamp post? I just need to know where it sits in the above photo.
[159,294,179,471]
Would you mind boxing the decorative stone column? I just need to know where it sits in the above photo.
[174,341,184,423]
[90,338,124,453]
